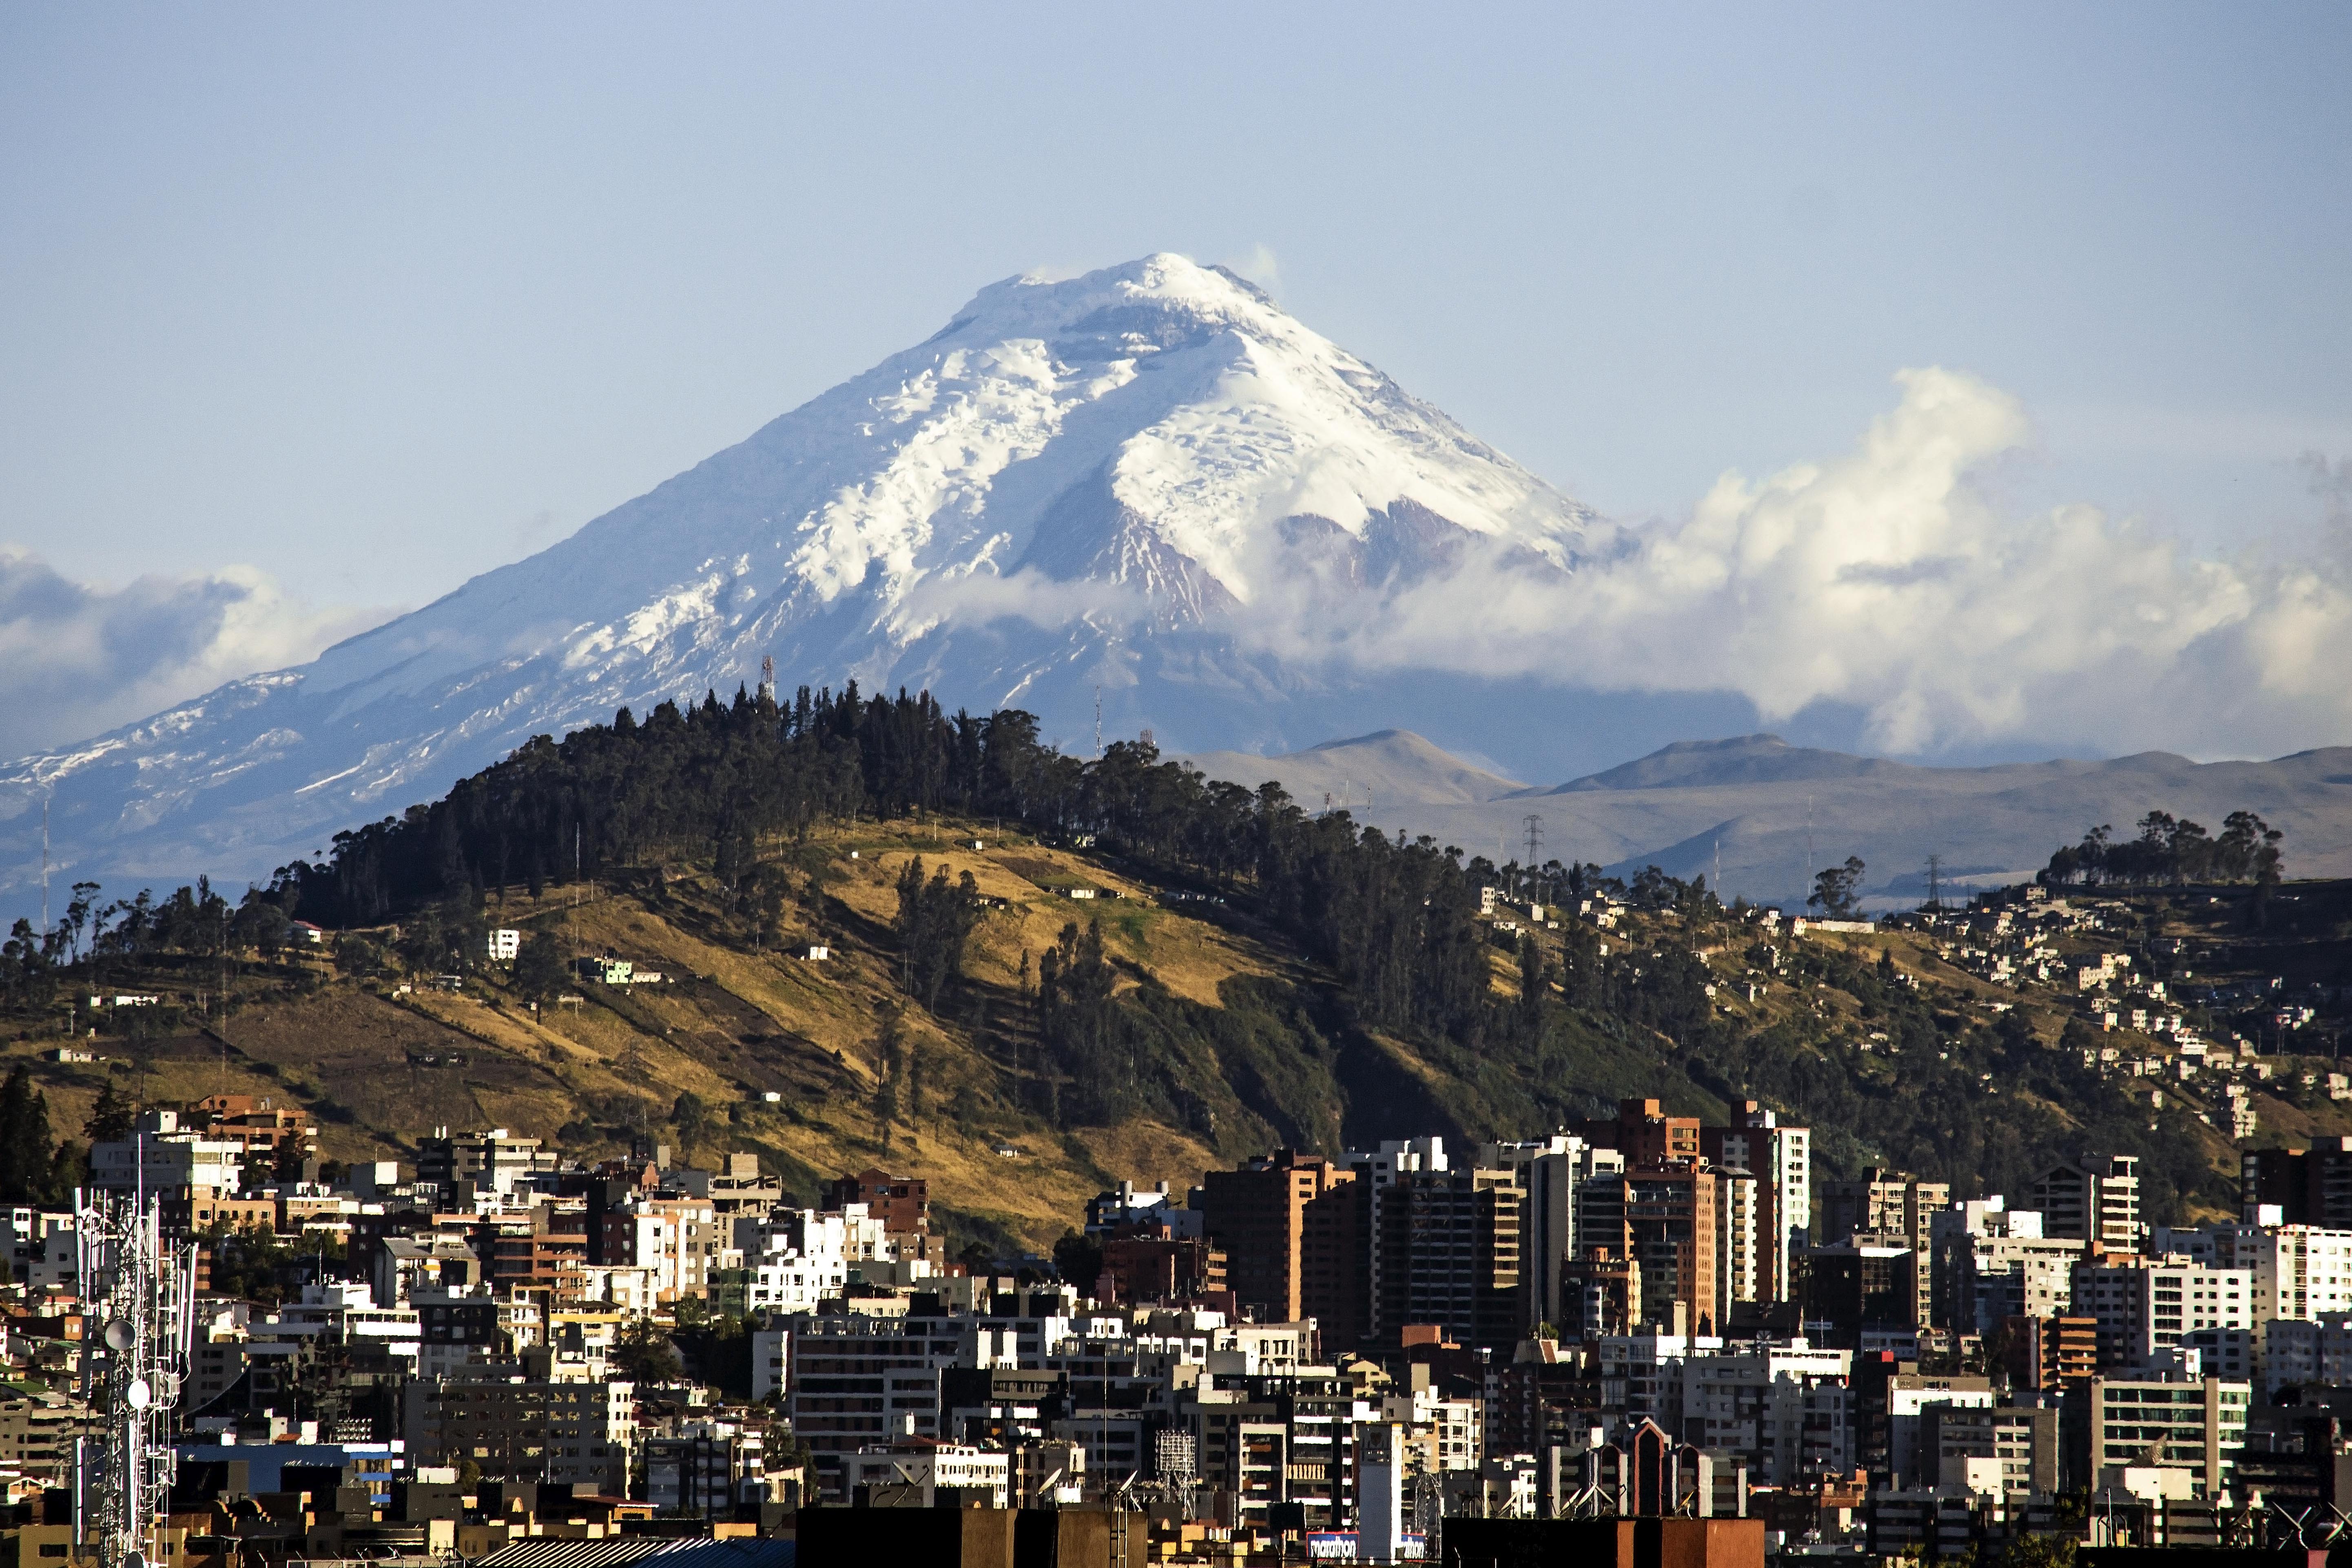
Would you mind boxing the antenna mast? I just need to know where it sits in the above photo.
[1925,852,1942,912]
[1093,687,1102,760]
[76,1152,198,1568]
[759,655,776,705]
[42,795,50,937]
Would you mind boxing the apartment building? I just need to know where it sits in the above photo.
[1199,1150,1357,1329]
[2081,1375,2252,1497]
[1702,1101,1812,1306]
[1581,1166,1720,1335]
[401,1374,636,1492]
[1373,1165,1525,1350]
[2071,1257,2252,1371]
[2036,1154,2142,1249]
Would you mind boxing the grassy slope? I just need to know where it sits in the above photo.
[9,819,2348,1245]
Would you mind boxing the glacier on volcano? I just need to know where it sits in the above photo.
[0,254,1600,899]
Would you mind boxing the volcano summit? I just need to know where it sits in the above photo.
[2,255,1602,899]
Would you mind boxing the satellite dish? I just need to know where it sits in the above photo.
[104,1320,137,1351]
[126,1378,152,1411]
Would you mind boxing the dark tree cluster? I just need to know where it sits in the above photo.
[894,857,982,1013]
[248,682,1508,1059]
[0,1065,79,1207]
[2041,810,2284,889]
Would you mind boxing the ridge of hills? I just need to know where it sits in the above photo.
[6,691,2352,1250]
[1185,730,2352,902]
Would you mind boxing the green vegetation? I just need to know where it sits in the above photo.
[1,678,2339,1237]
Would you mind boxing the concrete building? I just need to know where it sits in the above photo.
[1374,1165,1525,1350]
[821,1168,930,1233]
[2037,1154,2142,1249]
[416,1128,560,1199]
[1581,1167,1720,1335]
[1200,1149,1358,1330]
[839,1440,1010,1506]
[2080,1375,2252,1497]
[401,1374,636,1492]
[1932,1204,2084,1335]
[1922,1403,2060,1493]
[2242,1139,2352,1228]
[1703,1101,1811,1306]
[1478,1133,1625,1334]
[2071,1257,2253,1371]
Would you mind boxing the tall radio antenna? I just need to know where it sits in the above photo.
[75,1145,198,1568]
[42,794,51,937]
[1094,687,1102,760]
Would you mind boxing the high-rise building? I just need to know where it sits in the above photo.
[2070,1255,2253,1371]
[2035,1154,2142,1250]
[1576,1099,1703,1167]
[1820,1169,1951,1252]
[1719,1170,1761,1312]
[2194,1223,2352,1323]
[1559,1247,1641,1340]
[2242,1140,2352,1228]
[1703,1101,1811,1304]
[2080,1375,2252,1497]
[1300,1176,1370,1353]
[1579,1165,1720,1334]
[1478,1134,1626,1333]
[1373,1166,1524,1349]
[1804,1240,1922,1347]
[1199,1150,1355,1326]
[1343,1137,1450,1341]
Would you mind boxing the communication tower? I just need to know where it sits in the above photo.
[758,656,776,705]
[74,1160,198,1568]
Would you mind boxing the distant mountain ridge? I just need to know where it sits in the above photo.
[1186,729,1528,813]
[1541,734,1913,793]
[1183,731,2352,900]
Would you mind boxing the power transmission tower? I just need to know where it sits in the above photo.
[1925,853,1943,912]
[1523,814,1544,868]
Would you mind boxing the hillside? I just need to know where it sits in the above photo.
[7,765,2350,1249]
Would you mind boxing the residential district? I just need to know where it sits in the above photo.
[13,1082,2352,1568]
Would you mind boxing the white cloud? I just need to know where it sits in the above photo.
[930,367,2352,759]
[0,549,392,758]
[1220,243,1282,296]
[1303,368,2352,757]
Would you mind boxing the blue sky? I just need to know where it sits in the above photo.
[1,2,2347,756]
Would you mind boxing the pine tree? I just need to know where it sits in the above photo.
[0,1067,60,1206]
[84,1074,135,1144]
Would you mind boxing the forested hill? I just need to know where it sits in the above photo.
[9,680,2344,1242]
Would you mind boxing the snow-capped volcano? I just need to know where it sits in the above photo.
[1,254,1597,898]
